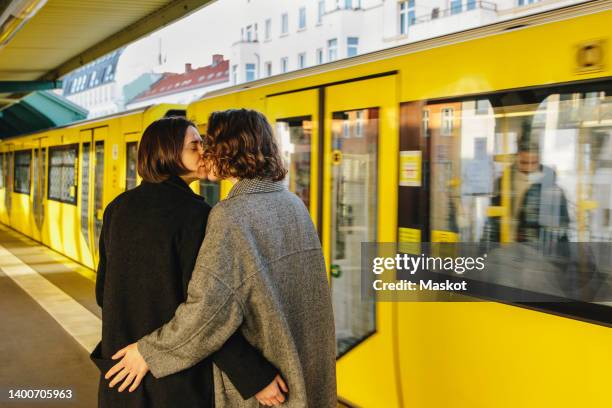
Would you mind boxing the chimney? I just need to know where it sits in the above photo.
[185,63,192,72]
[212,54,223,67]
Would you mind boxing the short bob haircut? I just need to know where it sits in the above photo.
[137,116,195,183]
[204,109,287,181]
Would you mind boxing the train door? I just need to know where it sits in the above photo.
[324,75,401,407]
[80,127,107,268]
[266,89,320,228]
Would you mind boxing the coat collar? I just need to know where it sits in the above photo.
[161,175,204,201]
[226,178,286,199]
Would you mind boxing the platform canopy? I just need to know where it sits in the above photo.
[0,0,215,110]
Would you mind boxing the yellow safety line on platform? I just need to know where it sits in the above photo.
[0,244,101,352]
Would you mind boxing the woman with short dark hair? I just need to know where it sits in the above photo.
[92,116,281,408]
[106,109,337,407]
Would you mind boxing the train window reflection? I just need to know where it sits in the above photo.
[422,83,612,302]
[275,117,312,209]
[330,108,378,356]
[14,150,31,195]
[48,145,77,205]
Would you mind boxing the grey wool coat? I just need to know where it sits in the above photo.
[138,178,337,408]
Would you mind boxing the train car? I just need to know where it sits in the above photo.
[183,2,612,408]
[0,104,190,271]
[1,1,611,407]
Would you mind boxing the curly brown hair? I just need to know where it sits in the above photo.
[204,109,287,181]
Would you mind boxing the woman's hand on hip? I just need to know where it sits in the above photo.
[104,342,149,392]
[255,374,288,406]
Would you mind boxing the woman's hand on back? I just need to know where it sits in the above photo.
[105,343,149,392]
[255,374,288,406]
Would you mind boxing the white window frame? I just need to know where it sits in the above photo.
[281,13,289,35]
[298,52,306,69]
[317,48,324,64]
[265,18,272,40]
[347,37,358,57]
[298,7,306,30]
[245,63,256,82]
[318,0,325,24]
[328,38,337,62]
[399,0,416,35]
[281,57,289,73]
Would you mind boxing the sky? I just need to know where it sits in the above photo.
[117,0,243,82]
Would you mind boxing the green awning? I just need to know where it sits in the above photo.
[0,91,87,138]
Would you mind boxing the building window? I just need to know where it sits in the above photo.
[318,0,325,23]
[281,13,288,35]
[245,63,256,82]
[441,107,454,136]
[422,109,430,136]
[232,65,238,84]
[450,0,462,14]
[317,48,324,64]
[14,150,31,195]
[298,53,307,69]
[103,65,114,82]
[281,57,289,73]
[467,0,476,10]
[48,144,78,205]
[299,7,306,30]
[345,0,353,8]
[265,61,272,77]
[347,37,359,57]
[328,38,337,61]
[246,25,253,42]
[265,18,272,40]
[518,0,538,5]
[89,71,97,87]
[400,0,416,35]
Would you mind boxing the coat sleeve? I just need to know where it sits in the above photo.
[137,206,247,379]
[176,205,278,398]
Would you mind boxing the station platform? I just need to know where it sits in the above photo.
[0,224,350,407]
[0,224,100,406]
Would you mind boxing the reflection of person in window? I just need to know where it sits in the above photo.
[485,136,570,243]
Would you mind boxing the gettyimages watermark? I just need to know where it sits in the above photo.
[359,242,612,302]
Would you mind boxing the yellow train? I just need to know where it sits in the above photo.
[1,2,611,407]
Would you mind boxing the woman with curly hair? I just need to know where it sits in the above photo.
[105,109,337,407]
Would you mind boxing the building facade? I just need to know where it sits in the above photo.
[126,55,229,110]
[230,0,582,85]
[61,49,125,118]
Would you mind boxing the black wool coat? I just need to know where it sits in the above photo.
[92,176,276,408]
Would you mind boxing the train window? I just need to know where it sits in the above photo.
[399,79,612,322]
[330,108,378,356]
[125,142,138,190]
[275,116,312,209]
[199,180,220,206]
[48,144,78,205]
[14,150,31,195]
